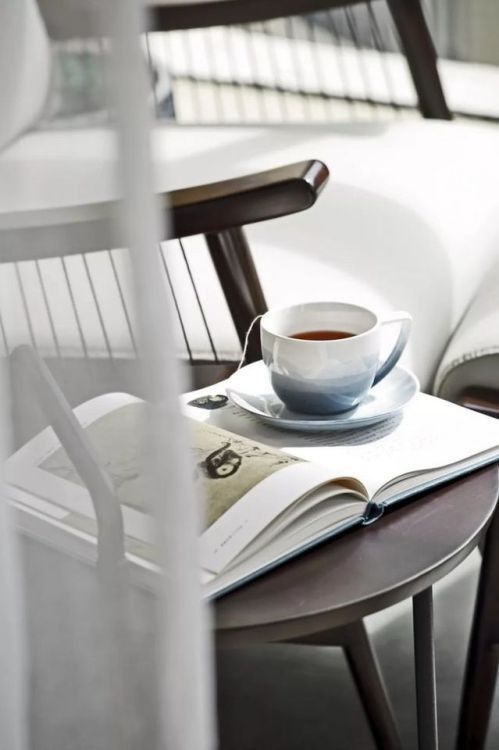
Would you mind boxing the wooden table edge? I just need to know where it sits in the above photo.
[215,466,499,647]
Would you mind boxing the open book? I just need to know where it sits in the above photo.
[5,386,499,598]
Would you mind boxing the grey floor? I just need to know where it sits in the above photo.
[22,538,499,749]
[216,552,499,750]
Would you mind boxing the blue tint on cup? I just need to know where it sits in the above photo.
[269,367,377,415]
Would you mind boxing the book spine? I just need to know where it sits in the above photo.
[362,501,385,526]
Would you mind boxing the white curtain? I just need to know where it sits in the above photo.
[0,1,215,749]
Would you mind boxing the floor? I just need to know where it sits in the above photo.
[216,551,499,750]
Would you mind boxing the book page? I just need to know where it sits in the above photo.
[185,387,499,500]
[38,404,303,531]
[200,463,361,573]
[6,393,366,574]
[190,421,301,529]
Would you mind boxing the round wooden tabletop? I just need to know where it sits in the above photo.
[215,466,499,646]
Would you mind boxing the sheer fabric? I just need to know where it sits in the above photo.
[0,1,215,749]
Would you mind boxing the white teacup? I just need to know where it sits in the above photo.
[260,302,412,415]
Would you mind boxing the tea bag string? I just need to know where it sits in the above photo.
[236,314,263,372]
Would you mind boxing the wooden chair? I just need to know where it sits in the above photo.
[6,159,328,441]
[6,158,405,750]
[38,0,451,123]
[147,0,451,120]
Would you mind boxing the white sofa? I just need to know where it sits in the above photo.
[1,119,499,398]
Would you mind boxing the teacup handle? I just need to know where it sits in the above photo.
[372,311,412,386]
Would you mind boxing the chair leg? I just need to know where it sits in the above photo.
[292,621,402,750]
[457,509,499,750]
[387,0,452,120]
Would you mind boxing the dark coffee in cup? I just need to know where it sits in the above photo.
[291,330,354,341]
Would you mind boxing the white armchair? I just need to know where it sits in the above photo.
[3,118,499,401]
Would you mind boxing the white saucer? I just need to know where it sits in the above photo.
[226,361,419,432]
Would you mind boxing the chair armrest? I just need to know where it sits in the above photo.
[166,160,329,238]
[457,387,499,419]
[0,160,328,261]
[10,345,126,565]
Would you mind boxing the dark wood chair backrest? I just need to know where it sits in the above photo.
[38,0,451,121]
[148,0,450,119]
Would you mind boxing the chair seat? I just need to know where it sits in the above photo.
[1,120,498,392]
